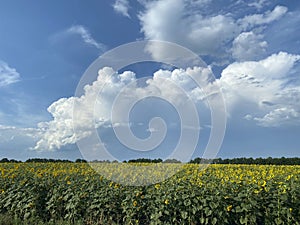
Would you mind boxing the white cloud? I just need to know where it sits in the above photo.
[33,67,136,150]
[239,5,288,29]
[232,32,268,61]
[67,25,106,51]
[254,107,300,127]
[113,0,130,18]
[221,52,300,84]
[139,1,289,62]
[248,0,269,10]
[33,66,213,151]
[0,125,39,143]
[33,51,300,151]
[139,0,239,57]
[218,52,300,126]
[0,61,20,87]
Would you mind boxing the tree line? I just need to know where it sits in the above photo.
[1,157,300,165]
[190,157,300,165]
[0,158,84,163]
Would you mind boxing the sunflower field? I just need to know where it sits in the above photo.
[0,162,299,225]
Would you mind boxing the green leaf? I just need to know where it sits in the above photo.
[181,211,188,219]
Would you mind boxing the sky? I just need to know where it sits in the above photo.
[0,0,300,161]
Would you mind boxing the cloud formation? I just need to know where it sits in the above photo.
[139,0,288,62]
[33,67,137,151]
[248,0,269,10]
[232,32,268,61]
[113,0,130,18]
[139,0,238,57]
[0,61,20,87]
[67,25,106,51]
[239,5,288,29]
[0,125,38,142]
[253,107,300,127]
[219,52,300,126]
[32,51,300,151]
[33,66,213,151]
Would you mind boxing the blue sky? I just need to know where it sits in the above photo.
[0,0,300,161]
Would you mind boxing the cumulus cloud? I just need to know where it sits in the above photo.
[139,0,288,62]
[33,67,140,150]
[139,0,239,57]
[32,50,300,151]
[232,32,268,61]
[0,61,20,87]
[33,66,189,151]
[33,66,214,151]
[113,0,130,18]
[67,25,106,51]
[218,52,300,126]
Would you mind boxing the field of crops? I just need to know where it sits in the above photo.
[0,163,299,225]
